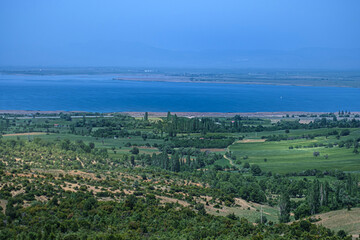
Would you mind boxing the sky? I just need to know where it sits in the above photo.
[1,0,360,68]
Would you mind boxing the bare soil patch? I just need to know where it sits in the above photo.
[35,195,48,202]
[235,198,256,210]
[0,199,7,214]
[11,189,25,197]
[237,139,266,143]
[138,146,158,150]
[3,132,46,136]
[200,148,226,152]
[156,196,190,207]
[299,119,313,124]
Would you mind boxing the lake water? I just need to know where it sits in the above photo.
[1,74,359,112]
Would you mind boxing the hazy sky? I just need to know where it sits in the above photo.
[1,0,360,67]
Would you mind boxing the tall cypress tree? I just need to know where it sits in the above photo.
[279,191,291,223]
[308,180,320,215]
[172,153,180,172]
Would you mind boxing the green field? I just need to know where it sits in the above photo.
[3,133,163,156]
[229,129,360,174]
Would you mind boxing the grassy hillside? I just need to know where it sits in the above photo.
[314,208,360,237]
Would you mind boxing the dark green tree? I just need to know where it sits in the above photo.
[172,153,180,172]
[308,180,320,215]
[130,147,139,155]
[279,191,291,223]
[251,164,262,176]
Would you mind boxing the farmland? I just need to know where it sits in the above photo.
[0,111,359,239]
[229,128,360,173]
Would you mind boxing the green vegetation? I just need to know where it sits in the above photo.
[229,129,360,173]
[0,111,359,239]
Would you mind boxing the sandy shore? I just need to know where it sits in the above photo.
[1,110,359,118]
[121,111,333,118]
[112,77,359,88]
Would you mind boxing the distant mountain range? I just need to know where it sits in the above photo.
[1,41,359,69]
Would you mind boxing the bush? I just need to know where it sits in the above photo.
[340,129,350,136]
[251,164,262,176]
[130,147,139,155]
[255,216,267,224]
[337,230,347,239]
[313,151,320,157]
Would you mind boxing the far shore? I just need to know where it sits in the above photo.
[112,77,359,89]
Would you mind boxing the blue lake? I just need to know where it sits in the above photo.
[0,74,359,112]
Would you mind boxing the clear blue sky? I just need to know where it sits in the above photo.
[1,0,360,67]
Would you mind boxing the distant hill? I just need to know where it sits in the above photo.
[1,40,359,69]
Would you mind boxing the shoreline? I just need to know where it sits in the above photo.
[1,110,359,118]
[112,78,359,89]
[123,111,328,118]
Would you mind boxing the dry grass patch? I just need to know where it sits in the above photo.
[35,195,48,202]
[236,139,266,143]
[200,148,226,152]
[0,199,7,214]
[314,208,360,236]
[156,196,190,207]
[3,132,47,136]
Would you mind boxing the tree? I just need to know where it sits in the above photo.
[213,165,223,171]
[124,194,137,210]
[144,112,148,121]
[313,151,320,157]
[307,180,320,215]
[5,201,17,220]
[195,203,207,215]
[337,230,347,239]
[84,197,97,211]
[130,147,139,155]
[130,156,135,166]
[294,202,310,220]
[171,154,180,172]
[279,191,291,223]
[251,164,262,176]
[340,129,350,136]
[243,162,250,169]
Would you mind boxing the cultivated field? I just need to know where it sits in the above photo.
[229,128,360,173]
